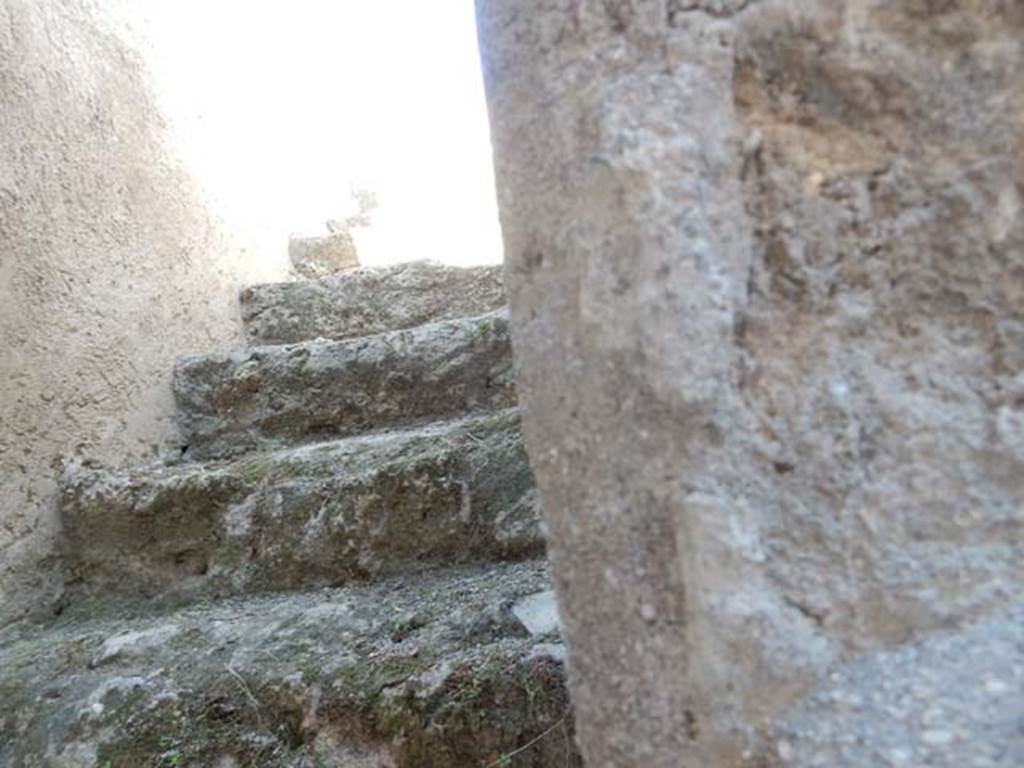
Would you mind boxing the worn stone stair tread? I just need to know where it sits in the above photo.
[175,309,514,461]
[61,409,542,609]
[0,560,580,768]
[240,259,506,345]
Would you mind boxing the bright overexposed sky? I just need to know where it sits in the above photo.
[140,1,502,269]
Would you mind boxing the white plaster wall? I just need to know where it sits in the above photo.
[0,0,288,624]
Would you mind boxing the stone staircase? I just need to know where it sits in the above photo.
[0,261,580,767]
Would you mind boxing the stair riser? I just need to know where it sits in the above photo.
[240,261,506,344]
[61,413,542,607]
[175,311,515,461]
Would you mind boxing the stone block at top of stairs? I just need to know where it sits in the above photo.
[240,260,506,345]
[288,232,359,279]
[1,560,581,768]
[61,409,542,609]
[175,309,514,460]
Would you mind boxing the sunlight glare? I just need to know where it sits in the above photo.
[143,1,502,270]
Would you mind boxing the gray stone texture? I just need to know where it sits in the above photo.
[477,0,1023,765]
[0,561,580,767]
[33,258,558,765]
[774,602,1024,767]
[288,232,360,278]
[61,410,541,608]
[241,260,507,345]
[18,240,556,764]
[175,310,515,460]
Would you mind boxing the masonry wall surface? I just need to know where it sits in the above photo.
[0,0,287,625]
[477,1,1023,765]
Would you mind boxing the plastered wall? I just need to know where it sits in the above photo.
[0,0,287,624]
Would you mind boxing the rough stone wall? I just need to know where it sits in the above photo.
[0,0,286,625]
[477,1,1023,765]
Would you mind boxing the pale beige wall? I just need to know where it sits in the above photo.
[0,0,288,624]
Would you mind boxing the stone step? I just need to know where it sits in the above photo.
[61,410,542,610]
[1,561,579,768]
[240,260,506,345]
[175,310,514,461]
